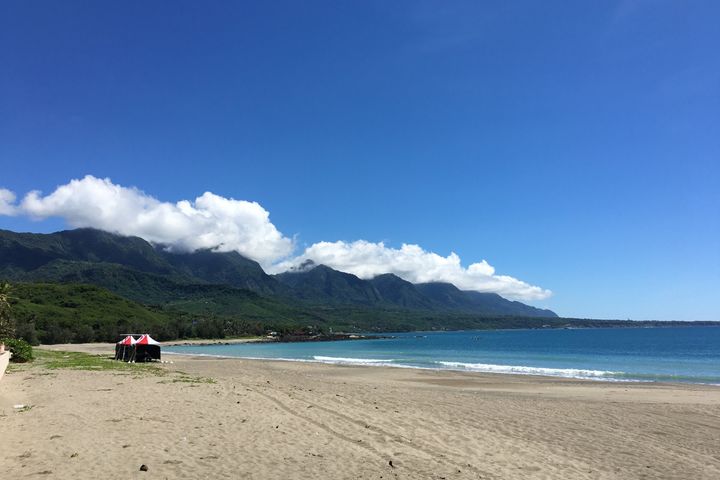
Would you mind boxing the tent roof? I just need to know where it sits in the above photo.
[117,335,137,345]
[136,334,160,345]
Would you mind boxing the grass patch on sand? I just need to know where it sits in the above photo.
[27,350,166,376]
[8,350,217,385]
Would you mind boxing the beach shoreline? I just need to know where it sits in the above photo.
[36,341,720,387]
[2,344,719,479]
[161,337,271,347]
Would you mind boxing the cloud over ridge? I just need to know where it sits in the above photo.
[0,176,552,300]
[2,175,294,267]
[271,240,552,301]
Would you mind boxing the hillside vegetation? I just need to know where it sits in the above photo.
[0,228,555,317]
[9,282,718,345]
[3,228,716,345]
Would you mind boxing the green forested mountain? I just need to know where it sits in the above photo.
[9,282,331,344]
[369,274,435,309]
[10,283,176,343]
[275,264,384,305]
[10,281,714,345]
[1,228,556,317]
[0,228,574,343]
[275,263,557,317]
[161,249,287,295]
[414,283,558,317]
[0,228,284,294]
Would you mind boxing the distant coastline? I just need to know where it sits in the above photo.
[162,322,720,348]
[163,332,390,347]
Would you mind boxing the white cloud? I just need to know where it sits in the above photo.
[0,175,552,300]
[271,240,552,301]
[4,175,293,267]
[0,188,17,215]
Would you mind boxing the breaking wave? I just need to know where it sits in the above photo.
[435,361,622,380]
[313,356,396,366]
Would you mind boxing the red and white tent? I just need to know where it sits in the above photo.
[117,335,137,346]
[135,334,160,345]
[115,335,138,360]
[115,334,161,362]
[132,334,162,362]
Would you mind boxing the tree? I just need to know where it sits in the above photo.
[0,282,16,339]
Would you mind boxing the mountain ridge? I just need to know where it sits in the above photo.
[275,265,556,317]
[0,228,556,318]
[5,229,720,345]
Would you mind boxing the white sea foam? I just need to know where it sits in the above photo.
[313,356,395,366]
[435,361,620,380]
[164,351,634,381]
[166,351,398,366]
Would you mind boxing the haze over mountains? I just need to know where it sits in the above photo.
[0,228,556,318]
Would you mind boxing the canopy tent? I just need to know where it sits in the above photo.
[114,335,137,361]
[132,334,161,362]
[136,334,160,345]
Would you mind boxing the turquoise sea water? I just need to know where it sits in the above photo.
[165,327,720,385]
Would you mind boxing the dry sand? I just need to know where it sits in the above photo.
[2,343,720,479]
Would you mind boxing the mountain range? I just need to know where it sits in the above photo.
[0,228,556,318]
[4,228,717,345]
[0,228,574,343]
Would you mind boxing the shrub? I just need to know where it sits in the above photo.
[14,318,40,346]
[2,338,34,363]
[74,324,95,343]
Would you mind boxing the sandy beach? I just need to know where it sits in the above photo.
[2,344,720,479]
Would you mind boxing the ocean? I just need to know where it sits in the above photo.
[165,326,720,385]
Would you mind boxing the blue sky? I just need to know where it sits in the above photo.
[1,1,718,320]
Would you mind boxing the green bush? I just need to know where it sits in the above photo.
[2,338,33,363]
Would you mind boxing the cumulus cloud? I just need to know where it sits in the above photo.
[271,240,552,301]
[0,175,552,300]
[2,175,293,267]
[0,189,18,215]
